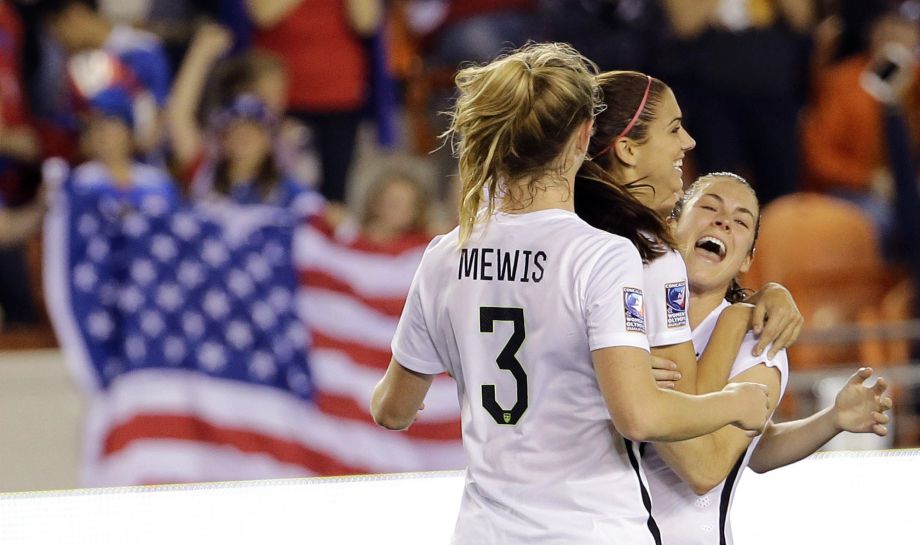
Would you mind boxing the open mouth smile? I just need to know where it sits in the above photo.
[694,235,726,262]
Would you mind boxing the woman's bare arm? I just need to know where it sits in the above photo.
[749,368,892,473]
[345,0,384,37]
[245,0,304,29]
[371,358,434,430]
[661,0,721,39]
[165,23,232,169]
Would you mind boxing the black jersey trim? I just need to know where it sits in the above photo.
[624,438,662,545]
[719,454,746,545]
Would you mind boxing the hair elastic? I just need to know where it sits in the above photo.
[591,74,653,160]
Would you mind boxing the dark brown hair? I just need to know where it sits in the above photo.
[575,71,675,262]
[207,51,286,201]
[207,50,285,116]
[672,172,761,303]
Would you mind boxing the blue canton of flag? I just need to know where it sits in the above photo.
[56,171,312,399]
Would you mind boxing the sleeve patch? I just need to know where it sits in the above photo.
[623,287,647,333]
[665,281,688,328]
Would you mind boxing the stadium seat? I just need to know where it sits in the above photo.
[741,193,891,369]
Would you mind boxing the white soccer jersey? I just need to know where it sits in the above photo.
[391,208,656,545]
[643,247,692,348]
[642,300,790,545]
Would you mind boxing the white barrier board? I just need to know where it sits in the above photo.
[0,450,915,544]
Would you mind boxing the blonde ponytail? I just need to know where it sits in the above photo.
[442,42,600,245]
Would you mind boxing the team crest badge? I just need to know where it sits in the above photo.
[623,287,646,333]
[666,281,688,328]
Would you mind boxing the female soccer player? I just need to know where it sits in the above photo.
[645,172,892,544]
[576,70,802,407]
[370,43,770,545]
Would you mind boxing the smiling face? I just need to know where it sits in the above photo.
[674,176,760,295]
[626,88,696,216]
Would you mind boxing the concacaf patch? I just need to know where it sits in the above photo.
[665,281,688,328]
[623,287,646,333]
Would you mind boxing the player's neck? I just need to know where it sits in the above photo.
[688,287,726,329]
[501,177,575,214]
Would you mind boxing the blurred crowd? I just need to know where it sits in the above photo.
[0,0,919,457]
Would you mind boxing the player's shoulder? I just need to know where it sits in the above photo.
[413,227,460,270]
[564,215,642,258]
[424,227,459,252]
[645,245,686,275]
[732,332,790,379]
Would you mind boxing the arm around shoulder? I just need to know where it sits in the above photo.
[593,346,771,443]
[657,363,783,494]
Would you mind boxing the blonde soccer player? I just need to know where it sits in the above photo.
[370,43,770,545]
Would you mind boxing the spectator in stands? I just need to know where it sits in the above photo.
[801,8,920,254]
[295,165,462,476]
[94,0,221,71]
[418,0,537,68]
[0,192,45,329]
[205,50,287,117]
[36,0,172,158]
[357,169,433,243]
[0,194,45,250]
[540,0,665,72]
[662,0,816,205]
[246,0,383,204]
[0,0,42,326]
[167,23,309,210]
[69,78,174,201]
[826,0,891,64]
[0,1,40,182]
[205,49,321,189]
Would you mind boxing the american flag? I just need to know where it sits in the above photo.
[44,161,463,486]
[295,215,465,474]
[43,163,342,485]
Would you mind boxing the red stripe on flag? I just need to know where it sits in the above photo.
[312,331,392,370]
[306,216,431,257]
[300,269,407,318]
[315,392,461,441]
[103,414,371,476]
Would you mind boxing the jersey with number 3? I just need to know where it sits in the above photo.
[392,209,655,545]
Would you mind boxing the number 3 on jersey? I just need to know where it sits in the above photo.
[480,307,528,425]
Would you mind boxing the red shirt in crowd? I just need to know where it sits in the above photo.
[253,0,368,112]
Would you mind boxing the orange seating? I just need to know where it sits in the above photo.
[741,193,891,369]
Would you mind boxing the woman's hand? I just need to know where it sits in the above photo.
[748,282,804,358]
[190,23,234,61]
[833,367,893,436]
[650,355,682,389]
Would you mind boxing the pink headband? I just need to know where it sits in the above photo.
[592,75,653,160]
